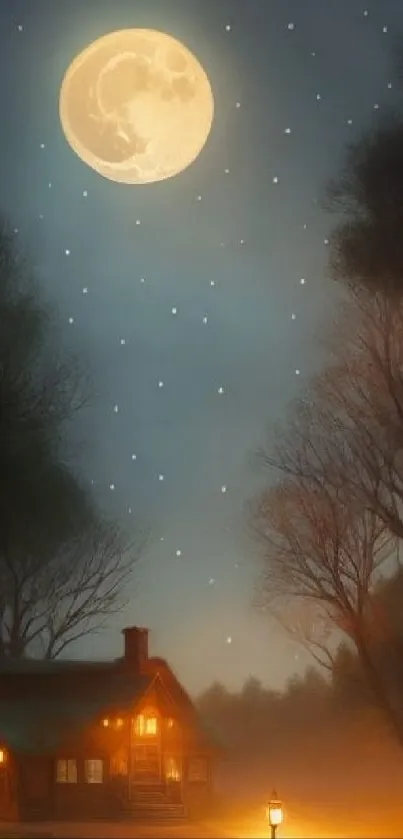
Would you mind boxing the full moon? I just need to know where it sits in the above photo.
[59,29,214,185]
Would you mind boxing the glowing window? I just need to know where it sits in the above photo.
[85,759,103,784]
[135,713,158,736]
[56,759,77,784]
[145,717,157,735]
[0,749,6,764]
[135,714,145,736]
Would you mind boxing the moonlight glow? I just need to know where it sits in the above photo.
[59,29,214,185]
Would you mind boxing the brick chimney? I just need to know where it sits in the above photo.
[122,626,149,671]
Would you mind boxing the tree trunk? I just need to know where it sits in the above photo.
[354,628,403,750]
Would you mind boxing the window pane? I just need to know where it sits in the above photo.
[134,714,145,736]
[145,717,157,735]
[56,759,77,783]
[134,713,158,736]
[67,760,78,783]
[56,760,67,783]
[85,759,103,784]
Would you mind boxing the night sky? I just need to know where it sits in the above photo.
[1,0,401,695]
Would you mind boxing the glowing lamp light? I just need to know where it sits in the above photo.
[0,749,5,763]
[266,791,283,838]
[102,718,110,728]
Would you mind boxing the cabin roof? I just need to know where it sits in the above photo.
[0,657,120,674]
[0,656,221,755]
[0,671,152,754]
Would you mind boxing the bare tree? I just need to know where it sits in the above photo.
[250,292,403,745]
[262,293,403,541]
[0,519,142,659]
[0,218,145,658]
[251,473,403,744]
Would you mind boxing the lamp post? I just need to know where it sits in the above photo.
[266,791,283,839]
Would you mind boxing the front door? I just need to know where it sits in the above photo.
[131,745,160,783]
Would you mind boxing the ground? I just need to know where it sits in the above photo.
[2,803,403,839]
[0,821,230,839]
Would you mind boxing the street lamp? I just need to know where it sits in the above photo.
[266,791,283,839]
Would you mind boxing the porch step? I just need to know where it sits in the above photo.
[123,793,186,821]
[123,806,187,821]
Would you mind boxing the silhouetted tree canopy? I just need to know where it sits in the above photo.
[0,218,144,657]
[325,115,403,296]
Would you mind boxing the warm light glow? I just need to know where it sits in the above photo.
[135,713,158,736]
[102,718,109,727]
[115,717,124,729]
[145,716,157,734]
[165,756,181,781]
[167,717,174,728]
[59,29,214,185]
[267,799,284,827]
[0,749,5,764]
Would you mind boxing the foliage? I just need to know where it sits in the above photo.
[325,115,403,297]
[0,218,143,657]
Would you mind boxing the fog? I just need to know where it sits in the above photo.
[197,659,403,837]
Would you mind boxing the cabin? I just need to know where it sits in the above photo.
[0,626,219,822]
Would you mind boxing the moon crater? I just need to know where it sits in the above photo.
[59,29,214,184]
